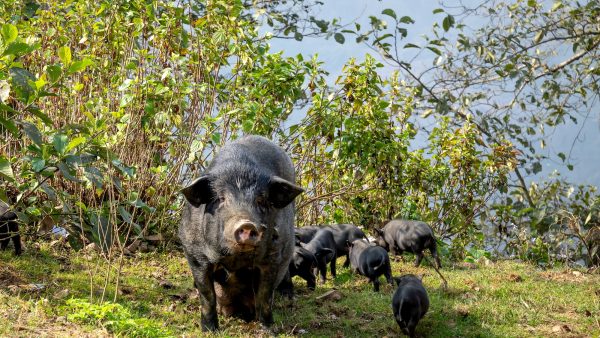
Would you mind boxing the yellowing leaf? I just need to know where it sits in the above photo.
[66,136,86,152]
[58,45,72,65]
[1,24,18,44]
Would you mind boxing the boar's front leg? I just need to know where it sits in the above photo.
[188,256,218,331]
[255,266,278,327]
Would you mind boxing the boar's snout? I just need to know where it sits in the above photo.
[234,221,260,245]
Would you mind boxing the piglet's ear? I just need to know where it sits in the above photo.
[268,176,304,209]
[315,247,333,258]
[182,176,214,208]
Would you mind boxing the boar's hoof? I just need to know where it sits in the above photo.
[201,316,218,332]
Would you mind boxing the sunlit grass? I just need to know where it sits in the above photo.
[1,244,599,337]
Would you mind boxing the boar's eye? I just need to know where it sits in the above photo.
[206,195,225,213]
[255,196,270,213]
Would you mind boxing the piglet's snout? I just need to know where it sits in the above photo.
[234,221,260,245]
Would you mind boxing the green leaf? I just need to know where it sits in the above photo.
[1,24,18,44]
[0,114,18,136]
[23,2,40,19]
[3,42,31,56]
[426,46,442,55]
[31,157,45,172]
[0,156,14,181]
[334,33,345,44]
[28,106,53,126]
[58,46,72,65]
[211,133,221,145]
[67,232,84,251]
[557,152,566,162]
[68,57,94,73]
[53,133,69,155]
[47,65,62,82]
[57,161,81,182]
[9,67,35,103]
[399,16,415,24]
[442,15,455,32]
[527,0,537,7]
[382,8,397,20]
[531,161,542,174]
[294,32,303,41]
[21,122,43,145]
[118,206,142,235]
[404,43,420,49]
[242,119,254,133]
[66,136,86,152]
[84,166,103,188]
[433,8,445,14]
[111,159,135,177]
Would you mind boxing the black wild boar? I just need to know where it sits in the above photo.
[392,274,429,337]
[0,202,21,256]
[179,135,304,331]
[289,245,318,290]
[296,224,368,268]
[276,244,318,297]
[348,239,392,292]
[375,220,442,268]
[294,225,319,244]
[301,228,336,283]
[328,224,369,267]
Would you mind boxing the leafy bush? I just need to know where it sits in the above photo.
[0,0,518,261]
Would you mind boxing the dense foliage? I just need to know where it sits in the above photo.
[0,0,597,266]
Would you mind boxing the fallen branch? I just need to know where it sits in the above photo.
[423,255,448,290]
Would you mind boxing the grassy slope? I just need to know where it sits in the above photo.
[1,243,599,337]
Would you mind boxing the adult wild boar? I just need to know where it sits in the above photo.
[0,201,21,255]
[179,135,304,331]
[301,227,337,283]
[392,274,429,337]
[375,220,442,268]
[348,239,392,291]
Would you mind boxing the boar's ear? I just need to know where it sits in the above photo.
[268,176,304,208]
[181,176,214,207]
[374,228,383,236]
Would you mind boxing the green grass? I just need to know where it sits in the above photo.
[1,243,599,337]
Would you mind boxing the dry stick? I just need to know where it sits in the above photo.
[422,255,448,290]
